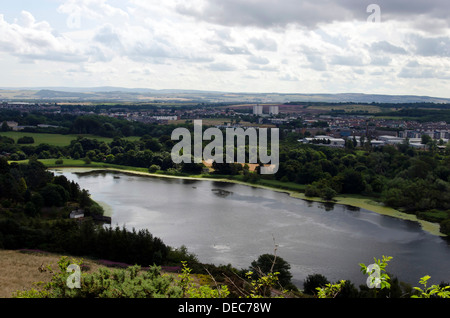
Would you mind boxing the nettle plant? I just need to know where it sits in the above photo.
[317,256,450,299]
[359,256,450,299]
[411,275,450,298]
[360,255,393,290]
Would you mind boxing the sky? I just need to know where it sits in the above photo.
[1,0,450,97]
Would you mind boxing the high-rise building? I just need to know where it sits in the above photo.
[269,106,279,115]
[253,105,263,115]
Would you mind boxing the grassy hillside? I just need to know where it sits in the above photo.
[0,249,107,298]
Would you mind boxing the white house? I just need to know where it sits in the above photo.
[70,209,84,219]
[301,136,346,148]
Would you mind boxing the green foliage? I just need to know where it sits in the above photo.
[17,136,35,144]
[249,254,293,288]
[148,164,161,173]
[303,273,330,295]
[244,271,282,298]
[360,255,393,290]
[14,256,183,298]
[411,275,450,298]
[316,280,347,298]
[440,219,450,236]
[178,261,229,298]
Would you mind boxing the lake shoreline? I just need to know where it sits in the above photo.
[49,165,445,237]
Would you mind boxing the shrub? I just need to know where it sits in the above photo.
[148,164,161,173]
[17,136,35,144]
[13,257,183,298]
[303,273,330,295]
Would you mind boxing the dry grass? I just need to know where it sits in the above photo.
[0,249,104,298]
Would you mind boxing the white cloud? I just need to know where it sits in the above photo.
[0,1,449,97]
[0,11,85,63]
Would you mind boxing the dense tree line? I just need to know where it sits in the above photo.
[370,108,450,123]
[0,109,192,138]
[0,218,170,267]
[273,139,450,235]
[0,156,178,267]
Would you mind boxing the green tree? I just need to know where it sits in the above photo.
[303,273,330,295]
[40,184,69,207]
[421,134,432,145]
[250,254,293,288]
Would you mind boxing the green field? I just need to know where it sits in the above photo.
[10,158,150,171]
[0,131,140,146]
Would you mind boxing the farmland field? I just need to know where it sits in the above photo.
[0,131,140,146]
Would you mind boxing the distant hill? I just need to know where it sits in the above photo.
[1,87,450,104]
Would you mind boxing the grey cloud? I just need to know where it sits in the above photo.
[408,34,450,57]
[330,55,365,66]
[176,0,350,29]
[176,0,450,30]
[248,55,270,65]
[219,45,250,55]
[128,40,176,64]
[249,37,278,51]
[398,67,439,79]
[213,29,233,41]
[279,73,298,81]
[186,55,215,63]
[93,24,123,50]
[398,60,450,79]
[305,54,327,71]
[370,41,407,55]
[247,64,278,72]
[208,62,237,71]
[21,52,87,63]
[370,55,392,66]
[406,60,420,67]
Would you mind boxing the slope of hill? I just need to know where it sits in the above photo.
[0,249,106,298]
[1,87,450,104]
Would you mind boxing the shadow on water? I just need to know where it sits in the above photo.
[211,188,233,198]
[344,205,360,212]
[181,179,200,185]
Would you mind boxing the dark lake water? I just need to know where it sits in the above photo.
[55,168,450,288]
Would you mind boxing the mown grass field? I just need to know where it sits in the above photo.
[0,131,140,146]
[306,104,391,113]
[10,159,151,173]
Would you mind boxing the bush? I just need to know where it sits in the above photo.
[13,257,183,298]
[39,183,69,207]
[304,185,320,197]
[321,187,337,201]
[148,164,161,173]
[440,219,450,236]
[17,136,35,144]
[249,254,293,288]
[303,274,330,295]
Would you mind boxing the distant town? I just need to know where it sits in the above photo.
[1,101,449,150]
